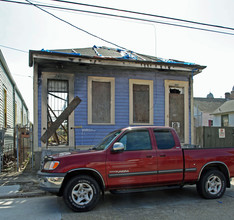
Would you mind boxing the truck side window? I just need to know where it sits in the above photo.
[154,130,175,149]
[118,130,152,151]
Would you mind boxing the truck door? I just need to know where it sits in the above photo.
[154,129,184,184]
[106,129,157,188]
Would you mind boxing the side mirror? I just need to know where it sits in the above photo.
[112,142,124,153]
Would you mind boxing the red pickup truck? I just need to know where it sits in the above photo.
[38,126,234,212]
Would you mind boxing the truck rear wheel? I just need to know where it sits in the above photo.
[63,175,100,212]
[196,169,226,199]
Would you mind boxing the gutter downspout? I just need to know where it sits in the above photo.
[190,69,197,145]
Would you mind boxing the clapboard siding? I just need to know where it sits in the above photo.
[0,51,29,153]
[36,68,189,147]
[0,61,14,152]
[72,70,188,146]
[15,90,28,126]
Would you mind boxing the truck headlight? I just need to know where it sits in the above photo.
[43,161,60,170]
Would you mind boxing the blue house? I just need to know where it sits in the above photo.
[29,46,206,168]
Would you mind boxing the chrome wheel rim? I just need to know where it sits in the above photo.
[71,183,94,205]
[206,175,222,195]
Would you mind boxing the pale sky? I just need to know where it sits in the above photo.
[1,0,234,121]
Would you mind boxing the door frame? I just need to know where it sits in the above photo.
[164,80,189,144]
[41,72,75,148]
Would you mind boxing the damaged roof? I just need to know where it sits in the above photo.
[29,45,206,72]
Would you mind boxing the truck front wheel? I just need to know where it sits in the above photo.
[197,169,226,199]
[63,175,100,212]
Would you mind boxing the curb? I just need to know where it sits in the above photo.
[0,191,51,199]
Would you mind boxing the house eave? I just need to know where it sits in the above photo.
[29,50,205,74]
[212,111,234,115]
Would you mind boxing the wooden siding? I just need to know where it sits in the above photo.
[73,70,188,146]
[15,91,28,126]
[0,58,29,153]
[37,68,189,147]
[0,62,14,152]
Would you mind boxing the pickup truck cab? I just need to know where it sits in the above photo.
[38,126,234,212]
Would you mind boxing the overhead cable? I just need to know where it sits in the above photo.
[1,0,234,37]
[50,0,234,32]
[25,0,129,50]
[0,44,29,53]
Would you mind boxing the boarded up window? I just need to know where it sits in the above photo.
[92,81,111,123]
[133,84,149,123]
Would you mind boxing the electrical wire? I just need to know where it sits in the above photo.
[50,0,234,32]
[24,0,129,50]
[14,74,33,78]
[0,44,28,53]
[1,0,234,37]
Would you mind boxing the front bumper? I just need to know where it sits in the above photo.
[38,171,66,193]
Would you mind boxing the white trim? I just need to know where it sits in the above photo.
[165,80,189,144]
[88,76,115,125]
[41,72,74,148]
[129,79,154,125]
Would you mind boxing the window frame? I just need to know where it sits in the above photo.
[88,76,115,125]
[221,114,229,127]
[129,79,153,125]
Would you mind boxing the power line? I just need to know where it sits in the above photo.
[0,44,28,53]
[50,0,234,32]
[1,0,234,39]
[24,0,129,50]
[14,73,33,78]
[1,0,234,37]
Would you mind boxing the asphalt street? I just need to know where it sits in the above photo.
[0,185,234,220]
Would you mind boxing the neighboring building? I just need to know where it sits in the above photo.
[194,87,234,128]
[0,50,29,156]
[194,93,226,127]
[29,46,206,167]
[212,100,234,127]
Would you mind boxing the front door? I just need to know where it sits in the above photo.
[47,79,69,146]
[106,129,157,188]
[169,89,184,143]
[164,80,189,144]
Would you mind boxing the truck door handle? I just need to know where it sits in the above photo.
[146,155,153,158]
[159,154,166,158]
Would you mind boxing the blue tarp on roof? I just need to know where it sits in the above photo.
[41,46,196,66]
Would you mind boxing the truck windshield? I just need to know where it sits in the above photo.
[94,130,122,151]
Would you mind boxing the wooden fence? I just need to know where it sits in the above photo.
[196,126,234,148]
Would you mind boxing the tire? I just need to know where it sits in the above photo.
[196,169,226,199]
[63,175,100,212]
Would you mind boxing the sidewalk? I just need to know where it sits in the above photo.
[0,163,48,199]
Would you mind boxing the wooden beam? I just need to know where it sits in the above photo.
[41,96,81,144]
